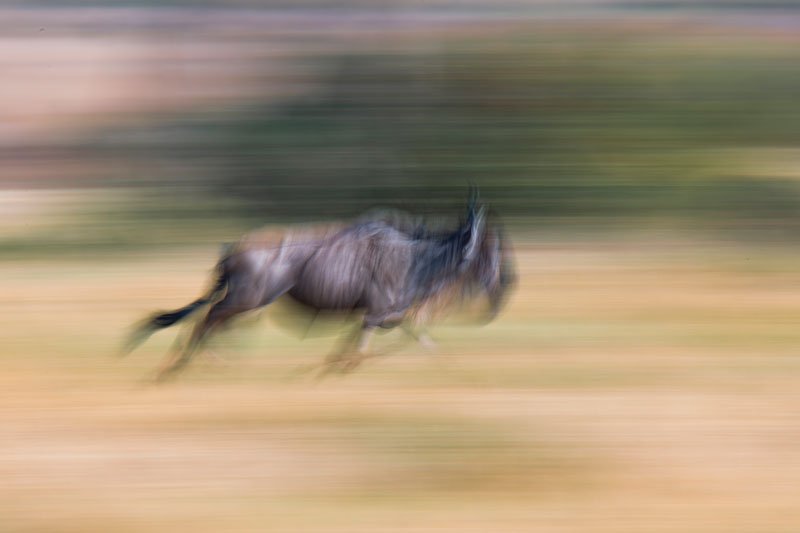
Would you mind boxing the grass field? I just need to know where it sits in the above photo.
[2,241,800,532]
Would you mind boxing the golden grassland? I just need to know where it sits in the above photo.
[2,242,800,532]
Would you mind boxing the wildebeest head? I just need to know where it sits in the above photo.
[475,222,516,320]
[407,206,515,328]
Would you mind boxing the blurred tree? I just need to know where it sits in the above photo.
[91,28,800,230]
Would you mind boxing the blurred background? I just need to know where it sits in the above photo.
[3,1,800,531]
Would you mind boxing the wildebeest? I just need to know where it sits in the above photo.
[126,189,514,380]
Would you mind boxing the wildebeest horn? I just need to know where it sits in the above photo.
[462,201,486,267]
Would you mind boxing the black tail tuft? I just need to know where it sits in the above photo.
[120,298,207,356]
[151,299,209,327]
[121,267,228,356]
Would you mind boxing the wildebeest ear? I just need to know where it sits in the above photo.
[462,205,486,265]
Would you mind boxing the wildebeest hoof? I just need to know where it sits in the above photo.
[419,335,437,352]
[202,349,232,367]
[340,355,364,373]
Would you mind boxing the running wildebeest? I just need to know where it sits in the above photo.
[125,189,515,380]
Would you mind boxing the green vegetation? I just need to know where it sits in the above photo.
[81,22,800,238]
[7,9,800,254]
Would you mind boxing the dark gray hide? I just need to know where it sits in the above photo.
[126,194,492,380]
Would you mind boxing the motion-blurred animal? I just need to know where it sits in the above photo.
[125,188,514,380]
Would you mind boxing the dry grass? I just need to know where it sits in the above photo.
[2,241,800,532]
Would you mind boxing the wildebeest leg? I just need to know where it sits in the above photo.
[316,323,361,376]
[336,307,407,373]
[155,300,243,381]
[156,279,293,381]
[342,325,375,372]
[356,326,375,353]
[319,323,375,375]
[401,323,437,351]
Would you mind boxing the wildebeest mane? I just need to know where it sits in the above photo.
[406,224,471,301]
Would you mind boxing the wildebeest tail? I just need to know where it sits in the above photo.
[121,264,229,355]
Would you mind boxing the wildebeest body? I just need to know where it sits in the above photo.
[225,221,464,327]
[288,224,413,317]
[125,190,508,380]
